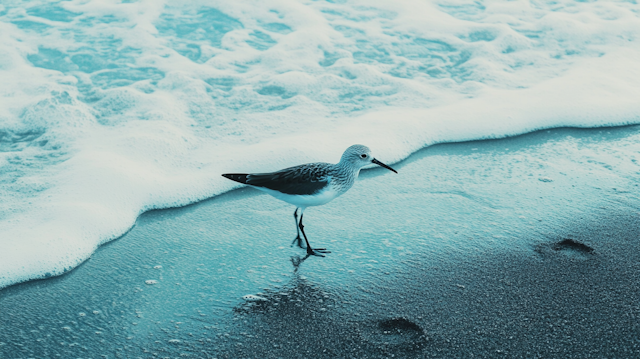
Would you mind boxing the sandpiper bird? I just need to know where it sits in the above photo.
[222,145,397,257]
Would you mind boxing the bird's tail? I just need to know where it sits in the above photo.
[222,173,249,184]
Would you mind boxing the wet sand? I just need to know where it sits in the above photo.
[1,126,640,358]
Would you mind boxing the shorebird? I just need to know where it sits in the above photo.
[222,145,397,257]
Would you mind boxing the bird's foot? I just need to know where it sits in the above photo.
[291,236,306,249]
[306,247,331,257]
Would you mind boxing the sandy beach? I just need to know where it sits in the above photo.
[3,1,640,358]
[2,125,640,358]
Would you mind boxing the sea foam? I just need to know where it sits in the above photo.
[1,0,640,289]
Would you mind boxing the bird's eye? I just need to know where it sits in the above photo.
[360,154,367,158]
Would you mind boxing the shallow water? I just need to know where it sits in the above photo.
[2,0,640,288]
[2,126,639,358]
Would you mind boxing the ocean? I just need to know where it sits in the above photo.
[1,0,640,291]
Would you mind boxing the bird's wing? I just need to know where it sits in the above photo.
[246,163,331,195]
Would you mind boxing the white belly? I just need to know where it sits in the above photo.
[254,185,342,208]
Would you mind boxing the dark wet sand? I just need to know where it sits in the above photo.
[1,126,640,358]
[218,211,640,358]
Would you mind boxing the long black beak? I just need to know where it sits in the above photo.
[372,158,398,173]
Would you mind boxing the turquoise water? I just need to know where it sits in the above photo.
[1,0,640,300]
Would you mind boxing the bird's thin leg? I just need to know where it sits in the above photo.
[298,211,330,257]
[291,208,304,248]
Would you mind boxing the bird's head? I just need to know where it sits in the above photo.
[340,144,397,173]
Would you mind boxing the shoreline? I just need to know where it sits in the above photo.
[2,125,640,358]
[1,122,638,291]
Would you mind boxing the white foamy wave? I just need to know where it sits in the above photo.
[1,0,640,288]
